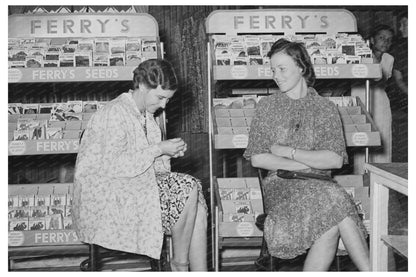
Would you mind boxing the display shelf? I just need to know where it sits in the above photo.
[214,177,263,238]
[207,8,383,271]
[342,97,381,147]
[8,66,137,83]
[8,229,81,247]
[213,64,382,80]
[212,98,381,149]
[8,139,79,156]
[8,244,88,257]
[8,11,162,270]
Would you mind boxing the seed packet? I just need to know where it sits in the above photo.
[8,103,23,114]
[46,127,63,139]
[82,101,98,113]
[23,104,39,114]
[9,218,29,231]
[110,38,126,54]
[14,129,31,140]
[30,206,48,218]
[219,188,234,200]
[75,51,92,67]
[125,37,142,52]
[109,53,125,66]
[234,201,252,214]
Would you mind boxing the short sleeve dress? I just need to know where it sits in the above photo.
[243,88,367,259]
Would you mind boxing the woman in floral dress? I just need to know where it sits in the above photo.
[243,39,369,271]
[72,59,207,271]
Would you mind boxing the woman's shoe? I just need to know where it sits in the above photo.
[170,259,189,271]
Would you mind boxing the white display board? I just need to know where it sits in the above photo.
[206,9,357,35]
[9,13,158,38]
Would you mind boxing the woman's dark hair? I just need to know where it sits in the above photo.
[133,59,178,91]
[370,24,395,40]
[267,39,316,87]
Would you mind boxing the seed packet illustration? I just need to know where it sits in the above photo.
[23,104,39,114]
[46,127,63,139]
[234,201,252,214]
[14,129,30,140]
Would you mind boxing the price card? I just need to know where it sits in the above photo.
[232,134,248,148]
[230,65,248,79]
[236,222,254,236]
[352,132,369,146]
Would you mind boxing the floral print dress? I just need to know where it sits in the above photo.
[243,88,367,259]
[72,92,206,259]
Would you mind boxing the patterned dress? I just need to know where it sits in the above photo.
[243,88,367,259]
[72,92,207,259]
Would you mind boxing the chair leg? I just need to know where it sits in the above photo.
[336,255,341,271]
[90,244,99,271]
[150,258,162,271]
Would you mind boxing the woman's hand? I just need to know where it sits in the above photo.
[270,144,293,159]
[158,138,186,158]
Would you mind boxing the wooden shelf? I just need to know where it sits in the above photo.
[214,132,380,149]
[8,139,79,156]
[381,235,408,258]
[214,134,248,149]
[213,64,382,80]
[8,66,137,83]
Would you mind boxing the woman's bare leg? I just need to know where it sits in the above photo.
[338,217,370,271]
[303,225,340,271]
[189,203,208,271]
[170,186,198,271]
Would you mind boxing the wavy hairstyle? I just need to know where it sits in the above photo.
[133,59,178,91]
[267,39,316,87]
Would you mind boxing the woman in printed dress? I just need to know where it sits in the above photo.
[243,39,370,271]
[72,59,207,271]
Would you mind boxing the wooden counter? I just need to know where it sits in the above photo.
[364,163,408,271]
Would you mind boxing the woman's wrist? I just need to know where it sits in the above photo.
[150,144,163,158]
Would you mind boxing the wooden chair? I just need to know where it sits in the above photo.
[80,239,169,271]
[254,168,277,271]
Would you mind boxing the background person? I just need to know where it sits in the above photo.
[351,25,395,174]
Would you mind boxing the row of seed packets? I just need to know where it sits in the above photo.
[213,33,372,66]
[217,177,264,223]
[9,101,105,140]
[9,187,73,231]
[8,36,158,68]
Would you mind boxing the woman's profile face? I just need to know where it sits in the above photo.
[145,85,175,114]
[372,29,393,54]
[270,52,303,93]
[399,17,408,38]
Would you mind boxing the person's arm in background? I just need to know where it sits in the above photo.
[393,68,408,94]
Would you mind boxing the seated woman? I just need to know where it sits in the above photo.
[243,39,370,271]
[72,59,207,271]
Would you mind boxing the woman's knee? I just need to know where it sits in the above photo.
[319,224,340,243]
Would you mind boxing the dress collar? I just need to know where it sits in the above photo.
[279,87,317,102]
